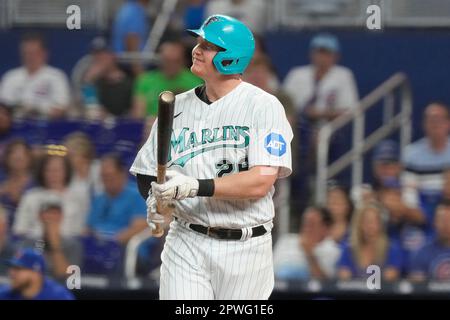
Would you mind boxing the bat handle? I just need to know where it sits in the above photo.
[152,200,166,237]
[152,223,165,237]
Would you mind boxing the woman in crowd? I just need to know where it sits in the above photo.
[63,132,102,197]
[337,202,402,281]
[0,139,34,228]
[12,146,90,271]
[326,183,353,245]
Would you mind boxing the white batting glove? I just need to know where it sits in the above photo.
[151,170,199,201]
[146,193,165,230]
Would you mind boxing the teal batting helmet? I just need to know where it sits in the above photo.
[187,15,255,75]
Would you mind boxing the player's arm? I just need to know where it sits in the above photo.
[150,165,280,202]
[212,166,278,200]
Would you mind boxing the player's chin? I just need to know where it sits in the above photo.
[190,64,205,78]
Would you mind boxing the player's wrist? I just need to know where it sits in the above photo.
[197,179,215,197]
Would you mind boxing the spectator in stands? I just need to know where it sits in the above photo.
[283,33,358,125]
[205,0,268,35]
[63,132,102,196]
[283,33,358,190]
[111,0,151,75]
[0,205,7,254]
[132,40,203,120]
[402,102,450,235]
[372,140,402,188]
[409,200,450,281]
[0,103,14,157]
[442,169,450,202]
[0,248,74,300]
[372,140,426,227]
[273,207,341,280]
[326,183,353,245]
[81,37,134,119]
[377,179,426,234]
[0,33,71,119]
[12,147,88,269]
[337,202,402,281]
[0,139,34,230]
[85,153,147,244]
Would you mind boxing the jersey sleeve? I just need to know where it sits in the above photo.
[129,119,158,176]
[248,94,293,179]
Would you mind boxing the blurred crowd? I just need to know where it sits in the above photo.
[0,0,449,293]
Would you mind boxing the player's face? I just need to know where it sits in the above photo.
[8,267,35,291]
[191,37,221,79]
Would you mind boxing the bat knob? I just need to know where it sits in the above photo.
[159,91,175,104]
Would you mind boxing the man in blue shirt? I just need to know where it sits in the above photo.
[0,248,74,300]
[409,200,450,281]
[87,153,147,243]
[111,0,150,53]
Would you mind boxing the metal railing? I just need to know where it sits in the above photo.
[115,0,179,64]
[315,72,412,204]
[124,228,155,279]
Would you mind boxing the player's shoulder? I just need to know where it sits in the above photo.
[174,86,198,103]
[241,82,284,110]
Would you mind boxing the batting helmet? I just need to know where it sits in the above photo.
[187,15,255,75]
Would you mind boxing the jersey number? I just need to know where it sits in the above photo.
[215,156,248,177]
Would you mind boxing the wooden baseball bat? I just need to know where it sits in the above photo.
[153,91,175,237]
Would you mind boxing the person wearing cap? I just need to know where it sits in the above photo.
[81,37,134,119]
[0,248,74,300]
[373,140,425,227]
[283,32,359,125]
[371,141,427,275]
[372,140,403,189]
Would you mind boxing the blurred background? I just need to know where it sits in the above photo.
[1,0,450,299]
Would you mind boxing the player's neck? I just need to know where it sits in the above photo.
[204,77,242,102]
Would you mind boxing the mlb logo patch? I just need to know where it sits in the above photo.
[264,133,286,156]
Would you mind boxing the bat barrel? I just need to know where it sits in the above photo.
[157,91,175,165]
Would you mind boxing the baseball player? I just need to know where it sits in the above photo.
[130,14,293,300]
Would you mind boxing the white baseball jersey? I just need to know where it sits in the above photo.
[130,81,293,229]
